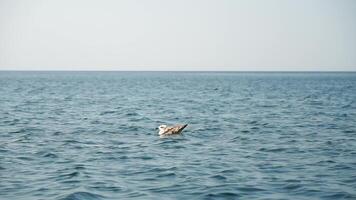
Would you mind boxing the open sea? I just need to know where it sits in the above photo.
[0,71,355,200]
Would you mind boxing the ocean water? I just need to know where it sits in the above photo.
[0,71,355,200]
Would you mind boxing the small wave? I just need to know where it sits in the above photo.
[258,104,278,108]
[99,111,116,115]
[156,139,180,145]
[125,112,139,117]
[343,130,355,134]
[237,186,265,192]
[59,192,104,200]
[204,192,240,198]
[0,148,8,153]
[63,139,82,144]
[322,192,354,199]
[118,155,129,159]
[64,96,72,101]
[283,183,303,190]
[74,164,86,170]
[248,120,258,125]
[157,172,176,178]
[258,147,287,152]
[147,166,178,173]
[16,156,34,161]
[89,185,122,192]
[341,100,354,108]
[220,169,235,173]
[135,155,153,160]
[9,128,27,134]
[7,118,20,125]
[53,131,63,136]
[57,171,80,180]
[210,175,227,180]
[43,153,58,158]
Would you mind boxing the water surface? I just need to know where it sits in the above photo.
[0,72,355,199]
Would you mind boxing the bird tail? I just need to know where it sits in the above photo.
[181,124,188,130]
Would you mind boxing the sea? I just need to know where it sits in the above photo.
[0,71,355,200]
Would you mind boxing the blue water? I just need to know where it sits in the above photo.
[0,72,355,200]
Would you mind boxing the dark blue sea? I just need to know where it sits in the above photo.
[0,72,355,200]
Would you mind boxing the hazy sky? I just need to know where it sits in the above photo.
[0,0,355,71]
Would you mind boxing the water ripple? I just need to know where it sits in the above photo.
[59,192,105,200]
[1,72,356,200]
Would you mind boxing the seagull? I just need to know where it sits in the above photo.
[158,124,188,136]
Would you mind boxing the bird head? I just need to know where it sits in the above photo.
[158,124,167,135]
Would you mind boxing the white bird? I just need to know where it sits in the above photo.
[158,124,188,136]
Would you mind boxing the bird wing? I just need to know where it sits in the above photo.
[164,124,188,135]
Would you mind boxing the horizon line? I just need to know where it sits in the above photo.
[0,70,356,73]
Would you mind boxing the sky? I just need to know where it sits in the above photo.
[0,0,355,71]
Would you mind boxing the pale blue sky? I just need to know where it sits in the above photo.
[0,0,355,71]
